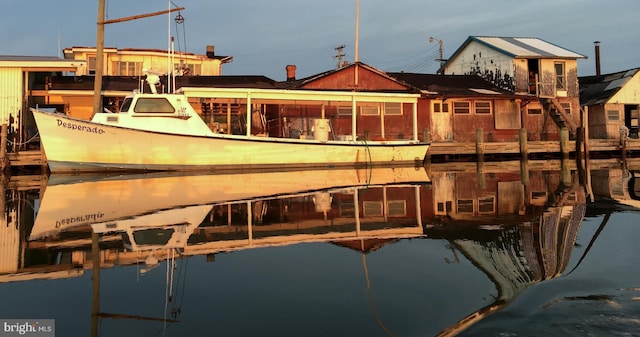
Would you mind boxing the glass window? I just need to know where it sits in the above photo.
[457,199,473,213]
[555,62,566,90]
[384,102,402,115]
[474,101,492,114]
[453,101,470,114]
[608,110,620,121]
[360,106,379,116]
[363,201,383,216]
[387,200,406,216]
[133,97,176,113]
[337,106,353,116]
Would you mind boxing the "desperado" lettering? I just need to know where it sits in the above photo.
[57,119,105,134]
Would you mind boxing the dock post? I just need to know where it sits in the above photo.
[519,128,528,159]
[476,128,484,162]
[0,124,7,172]
[560,127,569,159]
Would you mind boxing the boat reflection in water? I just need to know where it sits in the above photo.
[2,160,639,336]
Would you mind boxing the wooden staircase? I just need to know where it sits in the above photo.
[545,98,577,136]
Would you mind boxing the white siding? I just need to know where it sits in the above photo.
[610,71,640,104]
[444,40,515,79]
[0,211,19,274]
[0,68,22,124]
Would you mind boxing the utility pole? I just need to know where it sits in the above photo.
[429,36,444,73]
[334,45,348,68]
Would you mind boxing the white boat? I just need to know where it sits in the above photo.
[31,76,429,173]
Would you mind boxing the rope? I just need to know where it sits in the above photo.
[7,131,40,146]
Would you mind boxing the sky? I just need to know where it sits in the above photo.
[3,0,639,81]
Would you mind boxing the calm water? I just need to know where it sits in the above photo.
[0,162,639,337]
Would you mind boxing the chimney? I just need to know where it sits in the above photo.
[594,41,601,76]
[286,65,297,81]
[206,45,215,58]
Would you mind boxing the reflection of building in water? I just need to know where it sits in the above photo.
[425,168,587,336]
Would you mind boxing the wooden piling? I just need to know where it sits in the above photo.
[560,127,569,159]
[476,128,484,162]
[519,128,528,160]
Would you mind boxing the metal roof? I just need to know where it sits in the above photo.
[471,36,587,59]
[579,68,640,106]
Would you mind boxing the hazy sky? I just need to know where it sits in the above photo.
[3,0,638,80]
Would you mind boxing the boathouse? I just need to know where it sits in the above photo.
[579,68,640,139]
[388,72,523,142]
[0,55,81,151]
[442,36,587,141]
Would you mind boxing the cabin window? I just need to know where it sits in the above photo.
[133,97,176,113]
[453,101,471,114]
[363,201,383,216]
[384,102,403,115]
[560,102,571,114]
[528,107,543,115]
[360,106,380,116]
[387,200,407,217]
[337,106,354,116]
[433,101,449,113]
[608,110,620,121]
[120,97,133,113]
[474,101,492,114]
[555,62,566,90]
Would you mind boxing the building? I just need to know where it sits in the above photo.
[580,68,640,139]
[0,55,81,150]
[63,45,233,76]
[441,36,587,139]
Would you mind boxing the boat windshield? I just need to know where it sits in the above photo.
[134,97,176,113]
[120,97,133,113]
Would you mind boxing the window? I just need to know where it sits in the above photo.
[474,101,492,114]
[337,106,353,116]
[433,101,449,113]
[360,106,379,116]
[560,102,571,114]
[339,202,355,217]
[363,201,383,216]
[528,107,543,115]
[608,110,620,121]
[118,61,142,76]
[436,201,452,215]
[133,97,176,113]
[478,197,495,213]
[88,55,96,75]
[555,62,566,90]
[384,102,402,115]
[457,199,473,213]
[453,101,470,114]
[387,200,406,217]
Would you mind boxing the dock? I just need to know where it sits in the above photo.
[4,138,639,173]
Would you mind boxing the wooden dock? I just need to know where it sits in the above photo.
[5,138,639,172]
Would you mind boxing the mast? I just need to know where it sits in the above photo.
[92,0,105,117]
[354,0,359,87]
[90,1,186,119]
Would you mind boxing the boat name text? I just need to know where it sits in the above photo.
[56,212,105,227]
[57,119,105,134]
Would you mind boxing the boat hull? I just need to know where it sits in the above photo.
[33,110,429,173]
